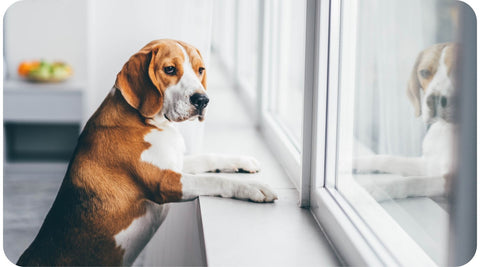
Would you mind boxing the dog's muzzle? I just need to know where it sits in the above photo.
[427,94,446,116]
[425,93,456,122]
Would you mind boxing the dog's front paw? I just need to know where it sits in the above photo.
[231,156,261,173]
[234,182,278,203]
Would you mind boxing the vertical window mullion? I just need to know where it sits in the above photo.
[314,0,333,191]
[260,0,272,117]
[324,0,341,189]
[255,0,266,126]
[233,0,240,84]
[300,0,321,207]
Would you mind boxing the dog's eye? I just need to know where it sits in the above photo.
[199,67,205,75]
[164,66,176,75]
[419,69,432,79]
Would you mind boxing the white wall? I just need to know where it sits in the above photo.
[142,201,206,266]
[4,0,88,82]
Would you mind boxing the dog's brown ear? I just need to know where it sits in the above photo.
[407,51,424,117]
[194,47,207,90]
[115,47,162,118]
[200,67,207,91]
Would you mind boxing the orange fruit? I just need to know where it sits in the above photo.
[18,61,40,77]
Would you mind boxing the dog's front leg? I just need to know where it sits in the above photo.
[136,164,276,204]
[356,175,447,201]
[353,155,428,176]
[183,154,260,174]
[180,174,277,202]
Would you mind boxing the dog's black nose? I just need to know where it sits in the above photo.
[190,93,209,109]
[440,96,447,108]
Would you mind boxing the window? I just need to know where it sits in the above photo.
[235,0,260,100]
[309,0,476,265]
[265,0,306,147]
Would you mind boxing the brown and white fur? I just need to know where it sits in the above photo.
[354,43,458,199]
[17,39,277,266]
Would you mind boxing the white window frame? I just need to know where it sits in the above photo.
[258,0,303,190]
[304,0,440,265]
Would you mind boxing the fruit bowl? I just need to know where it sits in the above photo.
[18,60,73,83]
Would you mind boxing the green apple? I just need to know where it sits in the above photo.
[52,64,70,80]
[28,61,51,80]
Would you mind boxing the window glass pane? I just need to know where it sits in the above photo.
[334,0,462,264]
[268,0,306,148]
[236,0,259,98]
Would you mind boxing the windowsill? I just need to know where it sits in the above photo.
[198,190,339,266]
[196,126,339,266]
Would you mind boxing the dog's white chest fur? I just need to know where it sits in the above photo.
[141,120,185,172]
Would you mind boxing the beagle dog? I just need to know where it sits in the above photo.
[17,39,277,266]
[354,43,458,199]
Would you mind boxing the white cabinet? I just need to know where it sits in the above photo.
[4,80,83,123]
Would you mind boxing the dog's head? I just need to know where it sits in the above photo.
[407,43,458,123]
[115,39,208,122]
